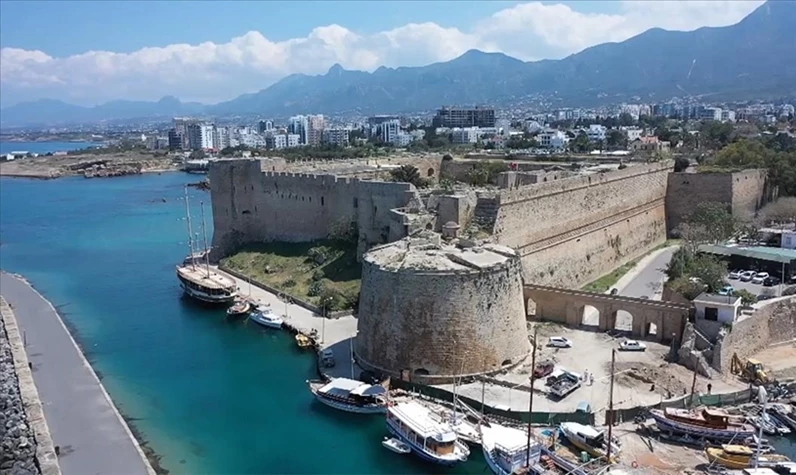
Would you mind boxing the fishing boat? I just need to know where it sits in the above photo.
[386,400,470,466]
[649,407,756,441]
[382,437,411,454]
[308,377,387,414]
[176,188,237,304]
[559,422,621,462]
[771,406,796,431]
[295,332,313,349]
[480,421,543,475]
[748,414,780,436]
[249,305,283,329]
[226,299,252,319]
[705,444,791,469]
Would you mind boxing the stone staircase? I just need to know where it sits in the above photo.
[473,194,500,234]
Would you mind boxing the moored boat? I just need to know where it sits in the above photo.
[249,305,283,329]
[480,421,543,475]
[559,422,621,462]
[295,332,313,349]
[705,444,791,469]
[386,400,470,466]
[308,378,387,414]
[226,299,251,318]
[382,437,411,454]
[649,407,756,441]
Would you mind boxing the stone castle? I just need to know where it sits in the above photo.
[208,155,772,382]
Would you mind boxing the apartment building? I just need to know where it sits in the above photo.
[432,106,496,128]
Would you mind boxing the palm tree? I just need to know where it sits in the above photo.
[390,165,424,187]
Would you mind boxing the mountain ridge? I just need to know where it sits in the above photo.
[2,0,795,126]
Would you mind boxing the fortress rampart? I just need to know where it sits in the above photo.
[491,161,672,288]
[209,158,423,259]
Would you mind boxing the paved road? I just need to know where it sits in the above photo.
[0,272,153,475]
[619,248,676,299]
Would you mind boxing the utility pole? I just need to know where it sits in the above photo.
[606,348,616,464]
[526,326,538,468]
[689,337,698,406]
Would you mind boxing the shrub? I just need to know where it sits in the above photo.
[282,279,297,288]
[308,280,326,297]
[312,269,325,282]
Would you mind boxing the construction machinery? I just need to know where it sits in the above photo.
[731,354,771,384]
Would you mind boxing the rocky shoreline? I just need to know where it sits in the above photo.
[0,308,39,475]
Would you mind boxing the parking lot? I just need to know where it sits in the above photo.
[726,270,785,298]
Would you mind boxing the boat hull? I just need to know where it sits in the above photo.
[313,393,386,414]
[386,419,467,467]
[249,314,283,329]
[650,410,756,441]
[705,448,790,469]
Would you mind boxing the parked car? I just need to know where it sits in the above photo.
[619,340,647,351]
[752,272,770,284]
[320,349,336,368]
[740,271,757,282]
[719,285,735,296]
[548,336,573,348]
[729,270,744,280]
[533,360,555,378]
[763,276,781,287]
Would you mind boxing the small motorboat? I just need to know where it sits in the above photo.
[295,332,313,349]
[226,299,251,319]
[249,305,283,329]
[382,437,411,455]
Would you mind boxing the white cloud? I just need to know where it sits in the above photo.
[0,0,764,106]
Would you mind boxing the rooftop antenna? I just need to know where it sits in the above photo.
[183,186,196,270]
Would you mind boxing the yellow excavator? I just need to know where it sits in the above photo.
[730,354,770,385]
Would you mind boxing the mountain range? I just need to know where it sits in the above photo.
[2,0,795,127]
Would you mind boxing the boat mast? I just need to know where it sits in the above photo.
[606,348,616,463]
[526,325,538,468]
[350,335,355,379]
[200,201,211,278]
[183,186,196,270]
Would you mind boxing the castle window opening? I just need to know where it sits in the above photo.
[321,197,325,206]
[301,196,304,201]
[353,198,358,208]
[242,210,251,215]
[427,168,435,177]
[501,359,512,366]
[309,197,312,202]
[413,368,430,376]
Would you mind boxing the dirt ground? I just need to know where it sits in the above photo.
[615,422,710,474]
[0,151,179,178]
[752,340,796,380]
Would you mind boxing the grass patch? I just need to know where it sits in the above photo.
[581,239,682,293]
[221,240,361,311]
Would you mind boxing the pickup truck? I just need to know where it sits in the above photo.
[549,371,582,399]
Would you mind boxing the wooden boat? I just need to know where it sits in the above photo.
[386,400,470,466]
[559,422,621,462]
[649,408,756,441]
[705,444,791,469]
[382,437,411,454]
[309,378,387,414]
[295,332,313,349]
[480,422,543,475]
[771,406,796,431]
[226,299,251,318]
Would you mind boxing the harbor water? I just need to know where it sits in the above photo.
[0,140,100,155]
[0,173,487,474]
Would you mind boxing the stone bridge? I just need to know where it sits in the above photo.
[523,284,691,342]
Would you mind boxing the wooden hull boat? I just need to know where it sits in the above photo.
[705,444,790,469]
[295,333,313,349]
[226,299,251,318]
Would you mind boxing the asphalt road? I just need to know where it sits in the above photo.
[0,272,152,475]
[619,248,677,299]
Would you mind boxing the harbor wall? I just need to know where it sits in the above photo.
[209,159,422,259]
[492,161,671,288]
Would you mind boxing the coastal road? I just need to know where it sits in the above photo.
[0,272,154,475]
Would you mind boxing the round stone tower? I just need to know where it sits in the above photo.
[355,232,531,383]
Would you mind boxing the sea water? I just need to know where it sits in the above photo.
[0,173,487,474]
[0,141,100,155]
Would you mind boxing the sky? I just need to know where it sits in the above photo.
[0,0,765,107]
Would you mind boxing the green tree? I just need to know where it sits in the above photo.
[735,289,757,306]
[606,130,628,150]
[390,165,427,188]
[700,121,735,150]
[682,202,737,247]
[618,112,635,127]
[666,248,694,280]
[674,157,690,172]
[689,254,728,293]
[569,133,591,153]
[667,276,705,300]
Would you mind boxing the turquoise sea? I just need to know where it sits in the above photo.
[0,172,794,473]
[0,140,100,155]
[0,173,488,474]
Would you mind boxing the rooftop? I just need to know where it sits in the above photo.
[364,233,517,272]
[699,244,796,264]
[694,293,742,306]
[389,400,456,441]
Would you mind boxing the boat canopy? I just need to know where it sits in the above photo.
[722,444,754,455]
[350,384,387,397]
[319,378,363,396]
[389,400,458,442]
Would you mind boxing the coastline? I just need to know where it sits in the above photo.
[0,167,182,180]
[0,272,159,475]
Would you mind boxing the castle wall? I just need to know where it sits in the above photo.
[493,162,672,288]
[209,159,419,258]
[665,169,771,234]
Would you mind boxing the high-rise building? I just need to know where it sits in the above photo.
[432,106,496,128]
[307,115,326,146]
[214,126,230,149]
[323,128,350,147]
[186,123,216,150]
[380,119,401,144]
[167,129,183,151]
[288,115,309,145]
[258,120,274,133]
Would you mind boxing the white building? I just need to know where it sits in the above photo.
[214,126,230,149]
[721,110,737,122]
[538,130,569,150]
[693,293,742,325]
[450,127,480,144]
[286,134,301,148]
[307,114,326,146]
[622,127,643,142]
[323,128,350,147]
[585,124,607,142]
[525,120,543,134]
[267,134,287,149]
[495,118,511,136]
[186,123,216,150]
[380,119,401,144]
[698,107,723,121]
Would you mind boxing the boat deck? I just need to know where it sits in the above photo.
[177,265,236,290]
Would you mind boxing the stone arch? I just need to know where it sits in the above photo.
[427,167,435,177]
[582,304,600,327]
[501,358,513,367]
[525,296,537,318]
[414,368,429,376]
[612,309,634,333]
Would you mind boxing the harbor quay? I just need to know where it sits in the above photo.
[0,272,155,475]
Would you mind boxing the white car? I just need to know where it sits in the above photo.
[728,270,744,280]
[751,272,769,284]
[619,340,647,351]
[739,271,756,282]
[548,336,573,348]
